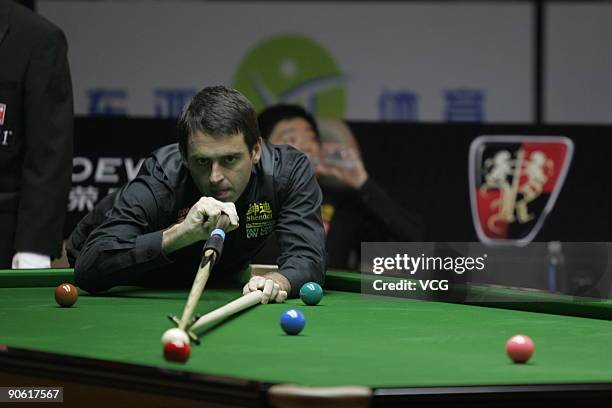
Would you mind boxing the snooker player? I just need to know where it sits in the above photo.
[67,86,326,303]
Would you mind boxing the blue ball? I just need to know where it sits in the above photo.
[300,282,323,306]
[280,309,305,335]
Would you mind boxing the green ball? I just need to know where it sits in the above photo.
[300,282,323,306]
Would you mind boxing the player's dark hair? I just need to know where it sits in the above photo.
[177,86,260,157]
[257,104,320,141]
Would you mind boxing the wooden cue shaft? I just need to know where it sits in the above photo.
[177,214,230,330]
[190,290,263,335]
[178,248,216,330]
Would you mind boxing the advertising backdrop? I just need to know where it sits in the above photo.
[545,3,612,124]
[38,1,533,122]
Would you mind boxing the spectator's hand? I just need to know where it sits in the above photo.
[243,276,288,304]
[180,197,239,244]
[316,143,368,190]
[12,252,51,269]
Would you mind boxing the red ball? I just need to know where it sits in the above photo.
[506,334,535,363]
[163,340,191,363]
[54,283,78,307]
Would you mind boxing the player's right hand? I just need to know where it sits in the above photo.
[180,197,239,243]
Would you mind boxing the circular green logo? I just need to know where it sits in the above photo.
[232,34,346,117]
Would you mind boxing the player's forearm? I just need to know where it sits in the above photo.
[75,231,172,293]
[162,223,195,255]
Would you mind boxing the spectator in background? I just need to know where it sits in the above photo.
[257,104,424,270]
[0,0,74,268]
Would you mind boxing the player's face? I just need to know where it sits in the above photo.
[268,117,320,161]
[185,131,261,202]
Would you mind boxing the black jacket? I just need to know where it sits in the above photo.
[0,0,73,264]
[67,142,326,296]
[324,178,424,269]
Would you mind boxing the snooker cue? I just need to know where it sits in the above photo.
[189,290,264,336]
[178,214,230,331]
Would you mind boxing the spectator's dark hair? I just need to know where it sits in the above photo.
[177,86,260,157]
[257,104,320,141]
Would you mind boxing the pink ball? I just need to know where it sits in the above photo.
[506,334,535,363]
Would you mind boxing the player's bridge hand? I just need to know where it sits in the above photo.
[243,276,288,304]
[182,197,239,241]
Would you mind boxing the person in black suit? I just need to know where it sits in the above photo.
[0,0,73,268]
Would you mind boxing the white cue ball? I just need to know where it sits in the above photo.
[161,328,190,346]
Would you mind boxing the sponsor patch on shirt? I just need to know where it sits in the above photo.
[245,201,275,239]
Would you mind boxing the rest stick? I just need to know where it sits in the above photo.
[177,214,230,330]
[189,290,263,337]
